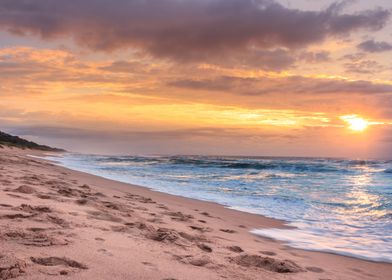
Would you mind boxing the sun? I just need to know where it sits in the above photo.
[340,115,369,132]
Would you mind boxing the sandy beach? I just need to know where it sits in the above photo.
[1,146,391,280]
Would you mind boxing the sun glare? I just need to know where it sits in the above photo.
[340,115,369,132]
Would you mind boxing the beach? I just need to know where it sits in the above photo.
[1,147,391,280]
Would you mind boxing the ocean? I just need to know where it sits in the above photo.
[45,153,392,263]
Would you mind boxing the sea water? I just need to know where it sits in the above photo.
[45,154,392,262]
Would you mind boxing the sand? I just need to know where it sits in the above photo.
[0,147,391,280]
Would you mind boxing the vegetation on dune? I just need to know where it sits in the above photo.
[0,131,64,152]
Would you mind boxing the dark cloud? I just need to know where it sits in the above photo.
[0,61,50,77]
[357,39,392,53]
[99,61,149,73]
[0,51,146,87]
[340,52,366,61]
[95,49,329,72]
[168,75,392,95]
[375,96,392,119]
[229,48,297,71]
[0,0,389,61]
[299,51,331,63]
[344,59,385,74]
[168,76,256,92]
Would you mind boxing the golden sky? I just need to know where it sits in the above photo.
[0,0,392,157]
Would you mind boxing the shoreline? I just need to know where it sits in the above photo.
[1,147,391,279]
[43,152,392,264]
[39,153,292,228]
[43,153,392,263]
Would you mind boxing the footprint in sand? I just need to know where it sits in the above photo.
[6,193,30,200]
[189,225,208,232]
[0,179,12,186]
[259,251,277,256]
[200,212,211,217]
[1,212,35,220]
[46,215,70,228]
[98,249,113,256]
[111,225,131,233]
[4,229,69,247]
[173,255,211,267]
[147,218,164,224]
[164,211,194,222]
[197,243,213,253]
[220,229,236,234]
[31,257,88,270]
[157,204,169,210]
[12,185,36,194]
[227,246,244,253]
[230,254,303,273]
[86,210,123,223]
[101,201,126,211]
[18,204,52,213]
[75,198,90,205]
[36,194,52,200]
[0,204,13,208]
[146,228,179,243]
[306,266,324,273]
[0,254,26,279]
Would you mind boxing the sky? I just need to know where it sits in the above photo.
[0,0,392,158]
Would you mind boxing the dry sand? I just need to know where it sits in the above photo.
[0,146,391,280]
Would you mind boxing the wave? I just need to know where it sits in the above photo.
[90,155,375,173]
[165,157,347,173]
[346,160,380,166]
[70,154,392,177]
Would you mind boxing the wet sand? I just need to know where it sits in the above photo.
[1,146,391,279]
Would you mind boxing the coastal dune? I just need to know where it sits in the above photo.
[0,147,391,279]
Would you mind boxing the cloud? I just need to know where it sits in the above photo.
[168,76,256,92]
[99,61,149,73]
[0,47,158,93]
[225,48,297,71]
[344,59,385,74]
[299,51,331,63]
[168,75,392,95]
[98,49,331,72]
[375,96,392,119]
[340,52,366,61]
[357,39,392,53]
[0,0,389,62]
[0,60,49,77]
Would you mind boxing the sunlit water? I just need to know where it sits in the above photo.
[45,154,392,262]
